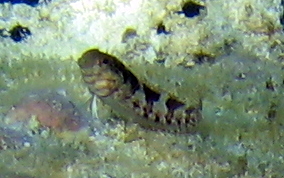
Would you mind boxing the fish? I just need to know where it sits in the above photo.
[77,49,202,133]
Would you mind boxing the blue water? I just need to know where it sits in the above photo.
[0,0,40,7]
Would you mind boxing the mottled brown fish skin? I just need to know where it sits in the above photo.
[78,49,202,133]
[78,49,138,98]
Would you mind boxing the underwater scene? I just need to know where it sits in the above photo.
[1,0,284,177]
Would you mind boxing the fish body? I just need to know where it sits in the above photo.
[78,49,202,133]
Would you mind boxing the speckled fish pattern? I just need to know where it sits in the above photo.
[77,49,202,133]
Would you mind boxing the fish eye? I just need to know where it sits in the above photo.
[102,58,109,64]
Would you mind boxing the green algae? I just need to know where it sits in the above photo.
[1,0,284,177]
[1,51,284,178]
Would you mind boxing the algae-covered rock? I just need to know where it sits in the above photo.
[1,0,284,177]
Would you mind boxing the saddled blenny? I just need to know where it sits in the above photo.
[77,49,202,133]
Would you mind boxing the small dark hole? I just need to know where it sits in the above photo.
[9,25,31,42]
[157,23,169,35]
[179,1,205,18]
